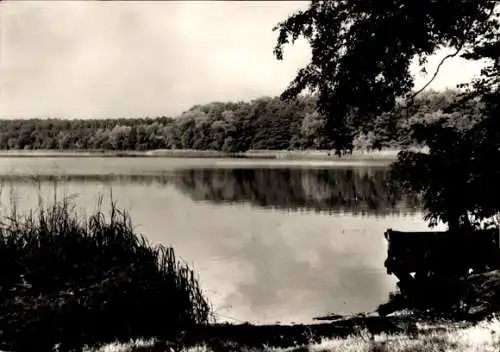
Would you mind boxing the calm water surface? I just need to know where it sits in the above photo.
[0,157,437,324]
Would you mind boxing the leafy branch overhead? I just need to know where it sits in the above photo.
[273,1,500,153]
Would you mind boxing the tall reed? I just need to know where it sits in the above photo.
[0,195,211,352]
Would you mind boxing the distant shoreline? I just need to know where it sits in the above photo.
[0,149,408,161]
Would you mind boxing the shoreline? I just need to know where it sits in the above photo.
[0,149,404,161]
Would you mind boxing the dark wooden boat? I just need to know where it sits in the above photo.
[384,228,500,284]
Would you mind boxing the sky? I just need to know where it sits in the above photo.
[0,1,488,119]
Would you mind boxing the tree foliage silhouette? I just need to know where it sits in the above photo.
[274,1,499,153]
[275,1,500,229]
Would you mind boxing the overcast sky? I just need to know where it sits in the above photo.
[0,1,487,119]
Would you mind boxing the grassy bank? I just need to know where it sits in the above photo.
[88,316,500,351]
[0,148,409,161]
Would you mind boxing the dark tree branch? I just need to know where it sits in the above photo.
[410,47,465,101]
[405,4,497,111]
[412,4,498,101]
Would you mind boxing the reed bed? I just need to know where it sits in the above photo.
[0,196,211,352]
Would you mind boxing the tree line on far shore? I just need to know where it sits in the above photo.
[0,89,481,152]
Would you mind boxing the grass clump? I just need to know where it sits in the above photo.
[0,197,211,352]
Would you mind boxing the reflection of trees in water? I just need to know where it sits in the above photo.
[172,168,422,216]
[0,168,422,216]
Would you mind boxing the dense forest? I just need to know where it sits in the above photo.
[0,89,481,152]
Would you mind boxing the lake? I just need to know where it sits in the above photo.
[0,157,437,325]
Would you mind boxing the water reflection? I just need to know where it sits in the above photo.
[0,164,429,324]
[0,167,422,216]
[172,168,422,216]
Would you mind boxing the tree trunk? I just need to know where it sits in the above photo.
[448,216,460,233]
